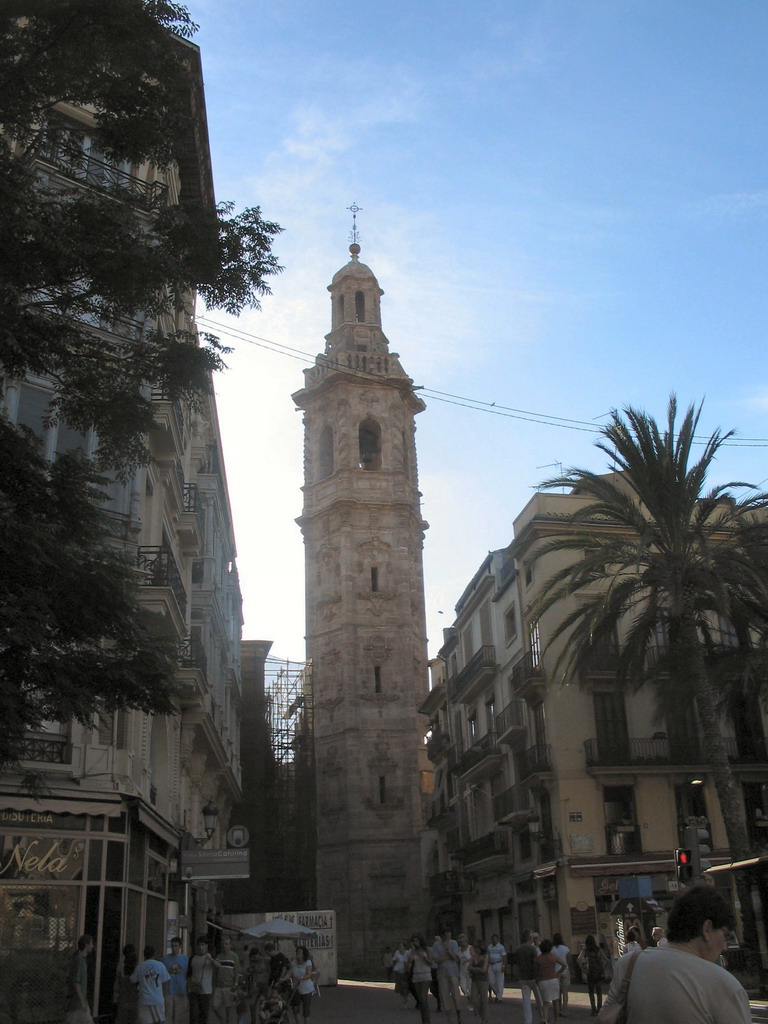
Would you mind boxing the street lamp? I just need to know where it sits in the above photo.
[201,800,219,843]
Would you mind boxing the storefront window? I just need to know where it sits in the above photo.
[0,885,79,1022]
[146,893,166,952]
[105,841,125,882]
[129,831,145,887]
[126,888,142,949]
[87,840,103,880]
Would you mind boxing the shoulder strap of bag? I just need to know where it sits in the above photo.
[616,950,640,1002]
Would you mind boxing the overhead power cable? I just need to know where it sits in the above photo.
[195,314,768,448]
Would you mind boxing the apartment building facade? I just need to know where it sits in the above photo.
[0,42,244,1021]
[423,489,768,956]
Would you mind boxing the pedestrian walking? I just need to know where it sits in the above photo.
[131,945,171,1024]
[64,935,94,1024]
[163,938,189,1024]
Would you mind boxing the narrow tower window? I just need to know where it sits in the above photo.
[318,425,334,479]
[379,776,386,803]
[359,419,381,470]
[355,290,365,322]
[370,567,379,592]
[337,294,344,323]
[374,665,382,693]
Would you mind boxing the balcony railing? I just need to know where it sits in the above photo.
[458,731,501,776]
[426,730,453,763]
[578,642,621,678]
[510,652,546,696]
[178,635,208,678]
[19,733,70,764]
[519,743,552,779]
[183,483,198,513]
[446,828,464,855]
[449,645,496,701]
[137,545,187,618]
[585,735,768,767]
[494,783,533,821]
[605,823,642,855]
[429,870,465,898]
[38,150,169,211]
[462,830,511,866]
[496,698,527,740]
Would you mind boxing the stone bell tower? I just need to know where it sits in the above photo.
[293,229,429,975]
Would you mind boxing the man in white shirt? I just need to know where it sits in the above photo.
[131,946,171,1024]
[486,934,506,1002]
[602,887,750,1024]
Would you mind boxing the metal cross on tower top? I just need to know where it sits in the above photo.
[347,202,362,246]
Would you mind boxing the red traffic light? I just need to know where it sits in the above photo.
[675,847,694,883]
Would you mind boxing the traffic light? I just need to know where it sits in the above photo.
[684,824,712,878]
[675,847,694,885]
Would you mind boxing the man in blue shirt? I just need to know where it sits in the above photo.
[163,938,189,1024]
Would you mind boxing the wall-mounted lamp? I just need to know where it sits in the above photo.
[201,800,219,843]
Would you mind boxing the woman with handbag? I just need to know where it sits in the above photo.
[467,941,489,1024]
[577,935,610,1016]
[409,935,434,1024]
[598,886,750,1023]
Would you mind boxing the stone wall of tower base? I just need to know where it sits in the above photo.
[317,839,428,977]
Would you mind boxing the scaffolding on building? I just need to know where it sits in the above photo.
[264,657,316,908]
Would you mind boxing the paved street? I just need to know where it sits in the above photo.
[311,979,768,1024]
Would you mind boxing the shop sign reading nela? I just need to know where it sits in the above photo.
[0,835,85,880]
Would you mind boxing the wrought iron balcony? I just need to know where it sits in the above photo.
[494,783,533,823]
[429,869,465,898]
[510,652,546,701]
[462,830,512,867]
[496,698,527,745]
[427,793,455,829]
[457,731,502,781]
[183,483,198,513]
[578,641,621,679]
[151,391,186,454]
[519,742,552,780]
[137,545,187,618]
[426,729,453,763]
[38,149,169,211]
[446,828,465,857]
[585,735,768,768]
[178,635,208,677]
[605,823,642,856]
[449,645,497,703]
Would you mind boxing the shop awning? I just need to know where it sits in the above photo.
[135,802,181,847]
[207,920,243,934]
[0,794,123,818]
[706,855,768,875]
[569,856,675,877]
[532,861,558,880]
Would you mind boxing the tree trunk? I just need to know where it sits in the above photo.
[693,655,758,954]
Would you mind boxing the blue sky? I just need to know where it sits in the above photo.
[190,0,768,663]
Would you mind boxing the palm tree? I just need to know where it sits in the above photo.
[530,396,768,949]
